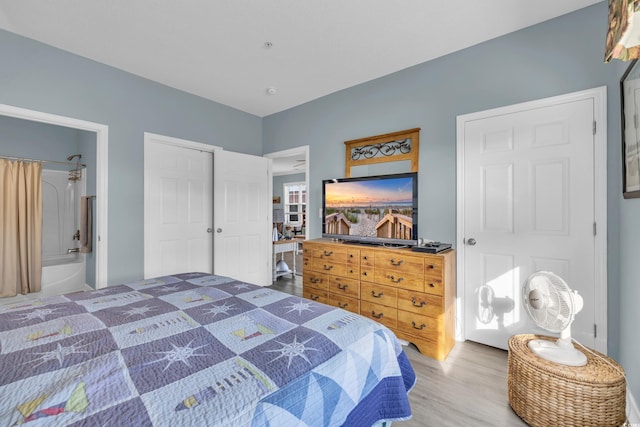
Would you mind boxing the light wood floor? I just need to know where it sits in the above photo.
[270,275,527,427]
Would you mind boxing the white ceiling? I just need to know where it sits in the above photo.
[272,153,307,176]
[0,0,601,118]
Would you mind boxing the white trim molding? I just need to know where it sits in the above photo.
[0,103,109,289]
[143,132,222,153]
[628,389,640,425]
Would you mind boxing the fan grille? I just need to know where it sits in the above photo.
[522,271,573,333]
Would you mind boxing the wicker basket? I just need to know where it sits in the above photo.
[508,334,626,427]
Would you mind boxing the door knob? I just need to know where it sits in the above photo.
[216,228,222,233]
[466,238,477,246]
[207,228,213,233]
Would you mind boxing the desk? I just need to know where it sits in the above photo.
[273,240,298,281]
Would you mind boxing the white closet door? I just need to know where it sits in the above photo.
[144,139,213,278]
[213,150,272,286]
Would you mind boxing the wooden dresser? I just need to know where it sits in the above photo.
[302,238,456,360]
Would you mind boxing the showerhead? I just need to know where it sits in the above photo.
[67,154,82,162]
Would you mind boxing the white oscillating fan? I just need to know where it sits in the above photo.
[522,271,587,366]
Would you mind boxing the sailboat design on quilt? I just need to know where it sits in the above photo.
[14,382,89,425]
[233,315,274,341]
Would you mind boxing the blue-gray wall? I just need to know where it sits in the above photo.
[263,3,639,402]
[0,115,81,164]
[0,28,262,286]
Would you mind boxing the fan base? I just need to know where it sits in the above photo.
[275,259,290,273]
[528,339,587,366]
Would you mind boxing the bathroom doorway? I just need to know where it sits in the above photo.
[0,103,108,289]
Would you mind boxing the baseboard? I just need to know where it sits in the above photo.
[628,388,640,425]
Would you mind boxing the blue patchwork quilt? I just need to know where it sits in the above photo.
[0,273,415,426]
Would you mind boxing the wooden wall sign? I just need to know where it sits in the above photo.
[344,128,420,177]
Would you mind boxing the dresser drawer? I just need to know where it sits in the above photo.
[306,258,323,273]
[328,293,360,314]
[375,269,424,292]
[397,289,443,317]
[360,250,376,267]
[302,243,318,257]
[397,310,441,342]
[314,261,350,277]
[303,288,328,304]
[375,252,423,275]
[313,260,358,278]
[346,249,360,265]
[313,246,350,262]
[361,300,397,329]
[424,257,444,278]
[423,279,444,296]
[343,263,360,278]
[328,275,360,298]
[361,282,398,308]
[302,255,314,271]
[361,266,374,282]
[303,272,329,290]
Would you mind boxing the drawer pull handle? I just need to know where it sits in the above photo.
[411,298,426,307]
[362,271,368,276]
[428,283,436,288]
[390,258,404,266]
[323,250,333,256]
[390,275,404,284]
[311,295,320,301]
[412,321,426,330]
[310,277,320,284]
[338,302,348,308]
[349,269,354,274]
[349,254,354,258]
[363,256,368,260]
[371,311,384,319]
[337,283,348,291]
[428,264,436,269]
[323,265,333,271]
[371,290,384,298]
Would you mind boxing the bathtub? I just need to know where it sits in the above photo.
[40,169,88,295]
[41,255,86,293]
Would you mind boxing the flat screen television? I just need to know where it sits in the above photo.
[322,172,418,246]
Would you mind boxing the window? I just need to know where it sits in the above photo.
[283,182,306,227]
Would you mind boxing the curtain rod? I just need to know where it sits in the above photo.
[0,154,86,168]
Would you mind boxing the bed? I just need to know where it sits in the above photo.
[0,272,415,426]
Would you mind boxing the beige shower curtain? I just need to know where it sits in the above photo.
[0,159,43,297]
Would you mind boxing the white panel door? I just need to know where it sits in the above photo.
[462,97,597,350]
[213,150,272,286]
[145,140,213,277]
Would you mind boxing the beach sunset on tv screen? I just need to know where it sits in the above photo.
[324,177,413,207]
[323,175,416,242]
